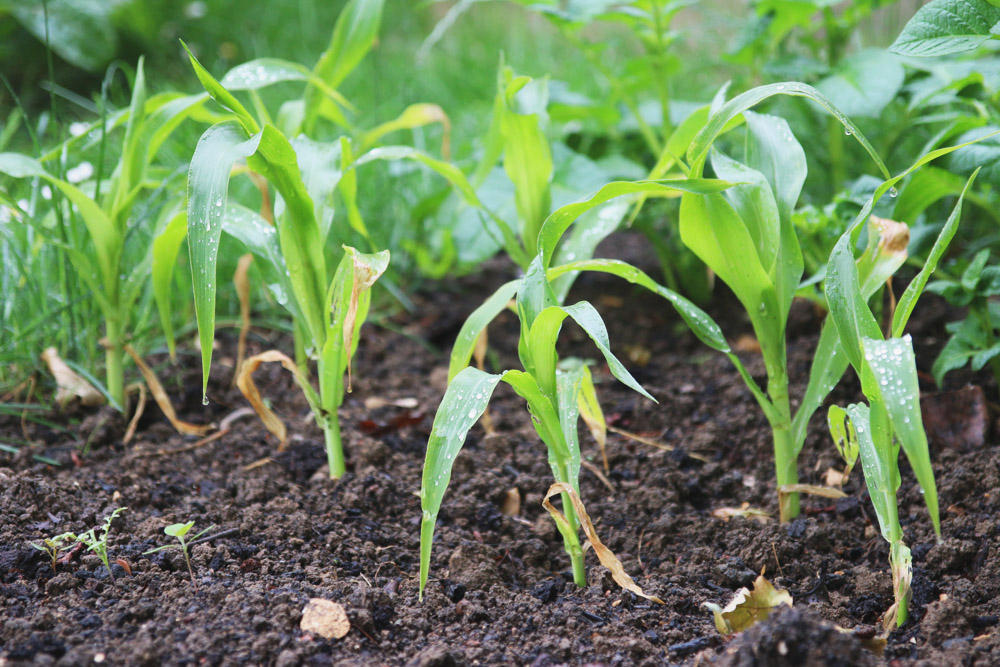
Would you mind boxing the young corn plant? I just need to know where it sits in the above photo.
[825,170,978,628]
[0,59,207,408]
[420,258,658,594]
[669,82,901,521]
[178,33,401,477]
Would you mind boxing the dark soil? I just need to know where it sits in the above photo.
[3,232,999,666]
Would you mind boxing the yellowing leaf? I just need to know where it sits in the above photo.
[341,247,389,391]
[235,349,316,450]
[126,346,213,437]
[40,347,103,408]
[703,573,793,635]
[543,482,663,604]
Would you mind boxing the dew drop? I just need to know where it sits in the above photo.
[888,187,898,198]
[202,396,210,406]
[467,408,477,419]
[844,127,853,136]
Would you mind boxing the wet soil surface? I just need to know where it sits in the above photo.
[2,233,1000,666]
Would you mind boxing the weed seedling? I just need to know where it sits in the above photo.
[75,508,127,583]
[143,521,215,591]
[30,532,76,574]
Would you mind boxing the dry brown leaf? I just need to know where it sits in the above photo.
[733,334,762,354]
[500,487,521,516]
[123,382,147,445]
[40,347,103,408]
[711,503,771,524]
[300,598,350,639]
[236,349,313,451]
[543,482,663,604]
[703,572,792,635]
[125,346,213,437]
[835,626,886,656]
[778,483,847,499]
[343,253,389,392]
[232,253,253,388]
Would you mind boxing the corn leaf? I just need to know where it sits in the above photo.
[186,121,263,400]
[687,82,889,179]
[501,99,552,258]
[290,136,343,240]
[892,170,978,337]
[151,211,187,360]
[352,145,481,206]
[555,362,585,485]
[304,0,384,133]
[862,337,941,537]
[182,41,259,135]
[248,125,328,346]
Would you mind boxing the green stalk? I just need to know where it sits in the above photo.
[555,461,587,587]
[763,342,799,521]
[318,356,346,479]
[104,314,125,409]
[884,491,909,625]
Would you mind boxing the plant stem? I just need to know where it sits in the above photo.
[183,544,199,592]
[764,343,799,522]
[105,315,125,409]
[323,415,345,479]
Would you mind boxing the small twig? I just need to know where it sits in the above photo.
[772,542,785,578]
[188,528,240,547]
[581,459,615,494]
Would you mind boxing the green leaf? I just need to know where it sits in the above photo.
[825,231,883,370]
[686,82,889,181]
[890,0,1000,56]
[304,0,385,133]
[816,50,905,119]
[892,169,978,337]
[862,337,941,538]
[418,366,507,597]
[182,41,260,136]
[743,110,806,228]
[151,211,187,360]
[827,405,859,476]
[538,178,733,268]
[164,521,195,538]
[555,362,585,486]
[550,197,629,302]
[840,401,899,544]
[546,258,731,354]
[501,98,552,258]
[290,136,343,240]
[248,125,328,347]
[11,0,116,72]
[186,122,263,400]
[448,280,519,382]
[792,319,850,452]
[709,149,781,276]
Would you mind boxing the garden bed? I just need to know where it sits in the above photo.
[2,234,998,667]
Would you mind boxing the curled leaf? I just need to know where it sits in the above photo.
[704,573,793,635]
[340,247,390,392]
[126,346,213,436]
[40,347,103,408]
[542,482,663,604]
[235,350,317,450]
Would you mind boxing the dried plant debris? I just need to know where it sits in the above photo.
[704,572,792,635]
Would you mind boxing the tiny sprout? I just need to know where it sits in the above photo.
[30,532,77,574]
[75,508,127,583]
[143,521,215,592]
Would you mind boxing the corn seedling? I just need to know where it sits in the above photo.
[420,257,658,594]
[143,521,215,591]
[0,59,209,408]
[825,169,979,628]
[30,532,76,574]
[75,507,127,583]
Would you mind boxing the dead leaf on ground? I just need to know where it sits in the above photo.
[825,467,848,487]
[711,503,771,524]
[778,483,847,500]
[300,598,350,639]
[363,396,419,410]
[125,346,213,437]
[835,625,886,656]
[40,347,103,408]
[703,572,792,635]
[543,482,663,604]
